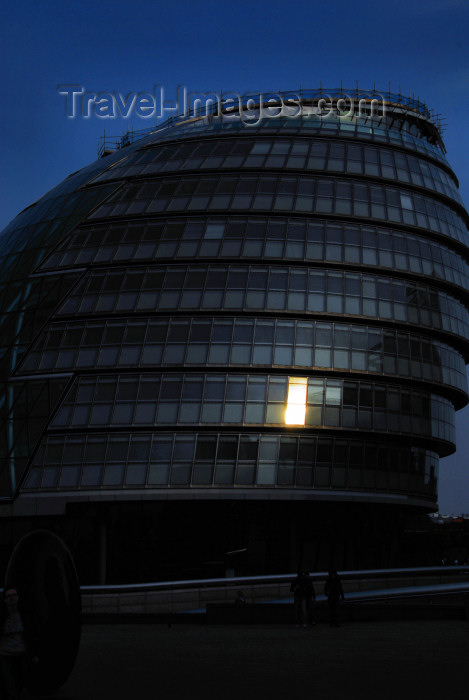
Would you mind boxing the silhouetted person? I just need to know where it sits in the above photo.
[324,570,345,627]
[234,590,246,604]
[0,587,38,700]
[290,571,316,627]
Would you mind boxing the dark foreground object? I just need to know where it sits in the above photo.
[5,530,81,695]
[52,620,469,700]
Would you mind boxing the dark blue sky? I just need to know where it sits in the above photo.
[2,0,469,512]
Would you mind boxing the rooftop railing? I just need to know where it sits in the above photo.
[97,86,443,158]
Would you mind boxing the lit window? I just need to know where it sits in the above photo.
[204,223,225,239]
[400,194,413,210]
[285,377,307,425]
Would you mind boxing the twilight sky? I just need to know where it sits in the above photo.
[1,0,469,513]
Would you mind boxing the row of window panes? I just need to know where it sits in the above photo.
[89,174,468,246]
[51,373,456,444]
[43,216,469,294]
[92,136,461,204]
[0,272,80,378]
[22,317,468,395]
[0,183,118,263]
[0,183,117,373]
[23,431,438,495]
[0,376,67,433]
[135,112,449,166]
[0,374,69,496]
[57,264,469,341]
[18,276,79,328]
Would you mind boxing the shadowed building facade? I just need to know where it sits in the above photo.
[0,89,468,581]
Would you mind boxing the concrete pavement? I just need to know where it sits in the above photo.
[38,619,469,700]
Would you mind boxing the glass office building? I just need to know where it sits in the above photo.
[0,89,468,579]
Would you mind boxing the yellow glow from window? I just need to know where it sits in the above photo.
[285,377,307,425]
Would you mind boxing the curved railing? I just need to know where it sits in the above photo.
[81,565,469,594]
[97,87,442,158]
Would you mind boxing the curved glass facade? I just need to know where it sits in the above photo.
[25,432,438,496]
[42,218,469,293]
[92,137,463,206]
[87,173,468,244]
[54,264,469,343]
[1,90,469,517]
[46,372,455,446]
[18,318,468,397]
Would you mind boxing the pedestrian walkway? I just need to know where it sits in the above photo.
[40,619,468,700]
